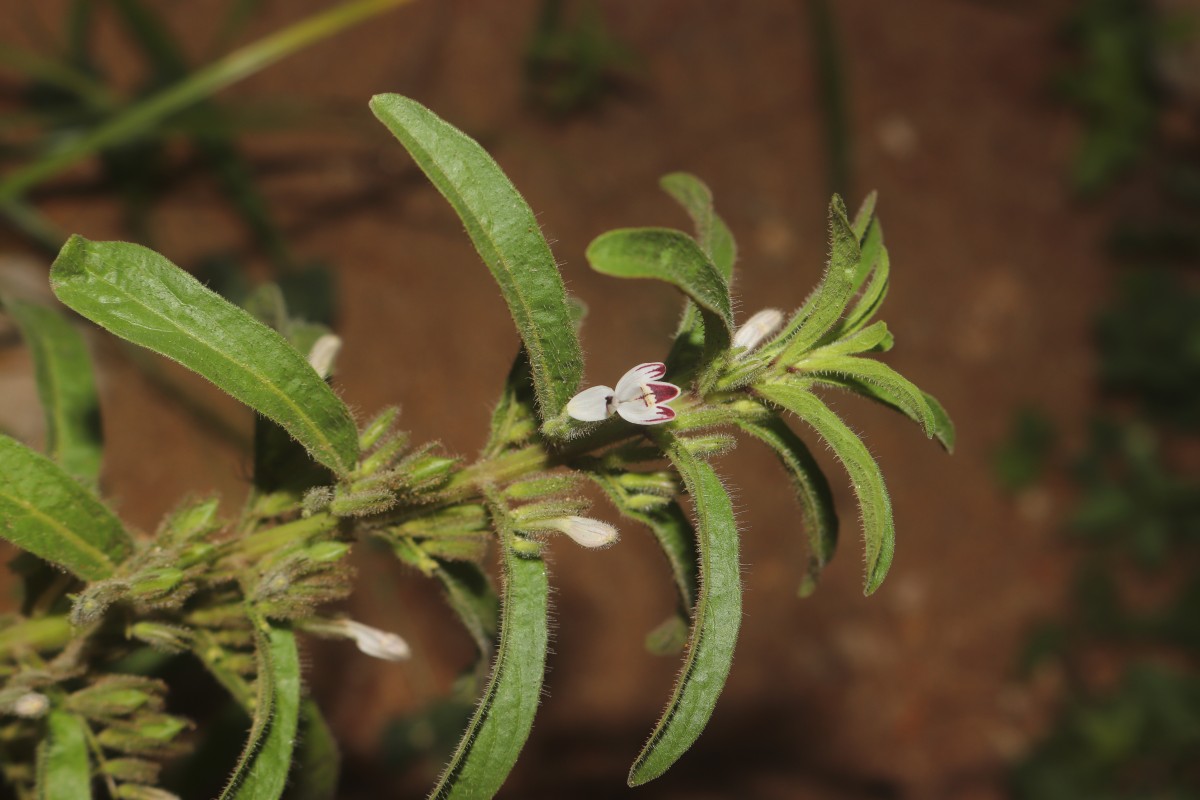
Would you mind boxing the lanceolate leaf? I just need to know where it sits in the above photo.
[778,196,860,363]
[50,236,358,475]
[736,416,839,595]
[430,527,549,799]
[658,173,737,380]
[434,559,500,661]
[833,242,890,340]
[36,711,92,800]
[0,434,131,580]
[802,355,937,438]
[369,94,583,419]
[807,365,956,453]
[292,700,340,800]
[221,622,300,800]
[629,430,741,786]
[4,298,102,484]
[588,472,697,651]
[659,172,736,279]
[758,382,895,594]
[587,228,734,352]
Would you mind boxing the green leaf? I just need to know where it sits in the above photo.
[658,173,737,381]
[588,471,696,651]
[803,355,936,437]
[629,430,741,786]
[778,195,860,363]
[369,94,583,419]
[430,526,549,799]
[834,241,889,339]
[50,236,358,475]
[433,559,500,661]
[587,228,734,352]
[0,434,132,581]
[3,298,103,485]
[221,622,301,800]
[758,382,895,594]
[36,711,92,800]
[804,357,955,453]
[659,172,736,279]
[736,416,838,596]
[291,700,340,800]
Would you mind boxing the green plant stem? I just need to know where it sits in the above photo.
[0,0,412,202]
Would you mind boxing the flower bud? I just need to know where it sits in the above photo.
[359,406,401,450]
[66,677,163,718]
[116,784,180,800]
[301,617,411,662]
[12,692,49,718]
[304,541,350,563]
[101,758,161,784]
[622,493,671,512]
[503,474,579,500]
[544,516,619,549]
[129,622,192,653]
[128,568,184,600]
[330,489,396,517]
[615,470,680,497]
[162,497,220,543]
[732,308,784,352]
[307,334,342,379]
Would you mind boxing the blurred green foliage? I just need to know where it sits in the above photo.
[1007,4,1200,797]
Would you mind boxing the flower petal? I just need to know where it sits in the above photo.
[614,362,668,402]
[645,381,681,404]
[617,402,677,425]
[549,516,619,548]
[566,385,614,421]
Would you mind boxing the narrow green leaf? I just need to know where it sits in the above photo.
[834,241,890,339]
[850,191,877,240]
[370,94,583,419]
[812,373,955,454]
[659,172,736,279]
[736,416,839,595]
[50,236,358,475]
[221,622,301,800]
[758,382,895,594]
[588,471,697,651]
[0,434,132,580]
[629,430,741,786]
[430,527,549,799]
[807,320,892,359]
[36,711,92,800]
[433,559,500,661]
[3,298,102,484]
[802,355,937,438]
[484,349,537,457]
[778,195,860,363]
[587,228,734,352]
[291,700,340,800]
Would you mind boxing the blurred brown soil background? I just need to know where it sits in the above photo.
[0,1,1118,797]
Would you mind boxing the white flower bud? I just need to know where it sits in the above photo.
[301,617,411,662]
[13,692,49,718]
[546,516,619,549]
[307,334,342,379]
[732,308,784,352]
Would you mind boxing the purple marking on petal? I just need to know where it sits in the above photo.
[647,382,681,404]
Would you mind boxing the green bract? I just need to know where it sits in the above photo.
[0,94,950,800]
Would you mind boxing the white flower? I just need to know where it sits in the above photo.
[307,334,342,379]
[544,516,619,548]
[302,617,411,661]
[732,308,784,352]
[566,362,681,425]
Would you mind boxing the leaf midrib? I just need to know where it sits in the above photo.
[0,486,113,578]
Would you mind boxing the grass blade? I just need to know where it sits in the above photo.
[629,430,741,786]
[370,94,583,420]
[0,434,131,580]
[759,382,895,594]
[3,298,102,485]
[51,236,358,475]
